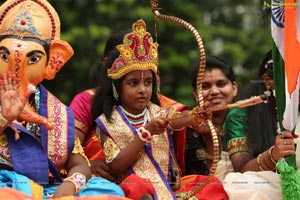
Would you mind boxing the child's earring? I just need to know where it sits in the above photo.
[112,81,119,101]
[156,74,161,93]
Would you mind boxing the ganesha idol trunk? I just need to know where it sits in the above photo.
[18,101,54,130]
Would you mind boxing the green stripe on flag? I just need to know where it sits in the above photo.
[272,42,285,132]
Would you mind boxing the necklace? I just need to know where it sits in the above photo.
[142,109,150,127]
[119,105,150,128]
[26,86,41,137]
[119,106,147,119]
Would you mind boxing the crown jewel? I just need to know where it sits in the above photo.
[0,0,61,41]
[107,19,159,80]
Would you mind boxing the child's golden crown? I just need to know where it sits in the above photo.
[107,19,159,80]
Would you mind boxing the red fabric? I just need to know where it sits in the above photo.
[70,89,104,160]
[175,175,228,200]
[172,128,187,175]
[83,134,105,160]
[119,174,154,200]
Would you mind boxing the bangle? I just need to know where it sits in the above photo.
[188,108,196,123]
[205,152,214,160]
[167,123,185,132]
[0,113,8,128]
[257,154,265,171]
[63,173,86,194]
[137,127,152,143]
[256,147,277,171]
[268,146,277,165]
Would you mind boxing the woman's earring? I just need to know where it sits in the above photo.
[265,81,270,90]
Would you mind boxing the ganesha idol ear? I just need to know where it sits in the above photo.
[45,40,74,80]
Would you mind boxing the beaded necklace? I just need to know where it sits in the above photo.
[119,106,150,128]
[119,106,147,119]
[26,86,41,137]
[130,119,145,129]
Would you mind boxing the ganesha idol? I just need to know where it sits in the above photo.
[0,0,73,129]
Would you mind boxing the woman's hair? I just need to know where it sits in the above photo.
[191,56,236,91]
[88,58,102,88]
[239,50,277,156]
[89,30,130,88]
[257,49,273,78]
[91,30,160,121]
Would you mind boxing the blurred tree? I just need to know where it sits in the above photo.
[37,0,271,107]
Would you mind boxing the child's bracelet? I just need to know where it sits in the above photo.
[63,173,86,194]
[137,127,152,143]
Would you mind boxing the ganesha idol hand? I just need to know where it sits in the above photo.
[0,71,36,124]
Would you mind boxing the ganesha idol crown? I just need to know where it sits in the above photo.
[0,0,61,41]
[107,19,159,80]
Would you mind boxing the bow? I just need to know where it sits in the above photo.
[150,1,219,198]
[150,1,274,199]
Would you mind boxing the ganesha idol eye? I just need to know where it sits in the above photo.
[0,53,8,63]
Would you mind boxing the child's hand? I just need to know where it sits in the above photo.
[144,117,168,135]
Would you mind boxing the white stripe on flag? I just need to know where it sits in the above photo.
[283,76,300,131]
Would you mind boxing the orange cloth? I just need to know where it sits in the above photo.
[52,195,132,200]
[0,188,131,200]
[0,188,36,200]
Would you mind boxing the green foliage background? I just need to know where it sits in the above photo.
[39,0,271,107]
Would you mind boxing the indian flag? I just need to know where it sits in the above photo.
[271,1,300,199]
[272,0,300,133]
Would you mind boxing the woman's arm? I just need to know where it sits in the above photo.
[166,106,208,131]
[231,131,295,172]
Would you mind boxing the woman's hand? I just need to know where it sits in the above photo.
[52,181,76,198]
[272,131,296,161]
[192,102,212,124]
[170,167,181,191]
[90,159,115,182]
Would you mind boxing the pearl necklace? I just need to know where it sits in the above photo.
[142,109,150,127]
[119,106,148,119]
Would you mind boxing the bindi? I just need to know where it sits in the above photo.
[12,41,28,52]
[140,71,145,79]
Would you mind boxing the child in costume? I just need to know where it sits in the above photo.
[0,0,124,199]
[93,19,228,200]
[71,29,188,182]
